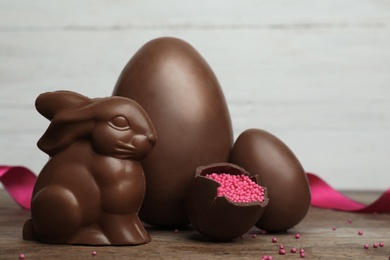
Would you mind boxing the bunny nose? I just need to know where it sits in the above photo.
[148,134,157,145]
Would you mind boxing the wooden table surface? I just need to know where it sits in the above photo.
[1,190,389,259]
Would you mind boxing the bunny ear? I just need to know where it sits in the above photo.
[37,93,98,156]
[38,120,93,156]
[36,91,90,120]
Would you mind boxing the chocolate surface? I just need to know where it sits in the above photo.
[23,91,156,245]
[230,129,311,232]
[186,163,268,241]
[113,37,233,227]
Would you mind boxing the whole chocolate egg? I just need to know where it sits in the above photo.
[113,37,233,227]
[230,129,311,232]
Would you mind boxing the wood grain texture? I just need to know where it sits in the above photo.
[1,190,389,259]
[1,1,390,189]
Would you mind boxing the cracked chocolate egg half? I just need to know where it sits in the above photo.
[186,163,269,241]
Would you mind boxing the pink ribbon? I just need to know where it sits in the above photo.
[0,166,36,210]
[1,166,389,213]
[307,173,390,213]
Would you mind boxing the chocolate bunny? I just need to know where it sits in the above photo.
[23,91,157,245]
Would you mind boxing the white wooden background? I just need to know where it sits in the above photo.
[1,0,390,190]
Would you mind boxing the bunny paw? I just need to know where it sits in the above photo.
[67,225,110,245]
[100,213,151,245]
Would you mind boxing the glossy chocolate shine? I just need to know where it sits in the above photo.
[230,129,311,232]
[113,37,233,227]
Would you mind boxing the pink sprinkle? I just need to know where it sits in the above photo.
[358,230,363,235]
[295,233,301,239]
[380,242,385,247]
[271,237,278,243]
[19,254,25,259]
[291,248,297,253]
[92,251,97,256]
[261,230,267,235]
[261,256,273,260]
[332,227,336,231]
[300,249,305,254]
[300,252,305,258]
[205,173,265,203]
[279,244,284,249]
[279,249,286,255]
[347,219,352,224]
[364,244,369,249]
[373,243,379,248]
[252,234,257,238]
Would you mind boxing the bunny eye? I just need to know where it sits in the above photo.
[109,116,130,130]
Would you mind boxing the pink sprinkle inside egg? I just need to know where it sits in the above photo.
[19,254,25,259]
[205,173,265,203]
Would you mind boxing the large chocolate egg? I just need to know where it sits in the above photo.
[113,37,233,227]
[230,129,311,232]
